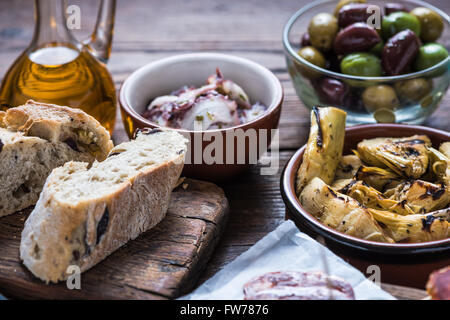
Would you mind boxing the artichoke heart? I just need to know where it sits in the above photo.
[440,142,450,158]
[335,155,362,180]
[357,135,431,178]
[427,146,450,186]
[296,106,346,195]
[368,208,450,243]
[299,177,393,243]
[355,165,402,192]
[384,180,450,214]
[337,180,415,215]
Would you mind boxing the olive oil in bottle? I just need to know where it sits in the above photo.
[0,45,116,133]
[0,0,117,133]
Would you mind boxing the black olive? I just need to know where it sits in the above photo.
[134,128,162,138]
[108,152,122,158]
[96,207,109,244]
[64,138,80,152]
[72,250,80,261]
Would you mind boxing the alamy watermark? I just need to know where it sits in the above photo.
[66,4,81,30]
[366,5,382,29]
[179,124,280,176]
[66,265,81,290]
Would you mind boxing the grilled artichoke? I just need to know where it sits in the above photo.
[355,165,402,192]
[337,180,415,215]
[294,106,450,244]
[357,135,431,178]
[335,155,362,180]
[296,107,346,195]
[384,180,450,213]
[427,146,450,186]
[299,177,393,243]
[368,208,450,243]
[440,142,450,158]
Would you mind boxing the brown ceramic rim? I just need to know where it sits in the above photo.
[119,53,284,135]
[281,123,450,253]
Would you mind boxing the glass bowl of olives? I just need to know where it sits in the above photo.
[283,0,450,124]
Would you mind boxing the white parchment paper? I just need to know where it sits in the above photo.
[181,220,395,300]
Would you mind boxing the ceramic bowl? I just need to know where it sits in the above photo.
[119,53,283,181]
[280,123,450,289]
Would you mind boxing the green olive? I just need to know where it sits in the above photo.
[374,108,396,123]
[333,0,367,17]
[413,43,449,71]
[394,78,432,102]
[370,39,384,56]
[362,85,399,112]
[297,46,327,68]
[381,12,421,39]
[295,46,326,79]
[410,7,443,42]
[340,52,382,77]
[308,13,338,52]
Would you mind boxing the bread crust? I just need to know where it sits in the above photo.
[20,130,187,283]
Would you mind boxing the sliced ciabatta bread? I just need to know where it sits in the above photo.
[0,101,113,217]
[1,100,113,159]
[20,128,188,283]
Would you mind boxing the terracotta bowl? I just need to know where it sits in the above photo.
[119,53,283,181]
[281,124,450,289]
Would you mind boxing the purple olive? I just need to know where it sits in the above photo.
[334,22,381,55]
[384,3,407,15]
[382,29,421,75]
[301,33,311,47]
[345,91,365,112]
[313,77,350,105]
[338,3,381,28]
[324,52,341,72]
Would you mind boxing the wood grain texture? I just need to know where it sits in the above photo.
[0,179,229,299]
[0,0,448,299]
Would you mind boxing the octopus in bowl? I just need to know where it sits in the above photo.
[142,69,267,130]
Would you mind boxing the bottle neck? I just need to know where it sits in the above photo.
[31,0,77,48]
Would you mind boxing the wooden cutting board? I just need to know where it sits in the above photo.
[0,179,229,299]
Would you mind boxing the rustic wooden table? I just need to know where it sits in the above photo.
[1,0,448,299]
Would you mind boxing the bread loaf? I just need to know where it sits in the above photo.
[20,128,188,283]
[0,100,113,216]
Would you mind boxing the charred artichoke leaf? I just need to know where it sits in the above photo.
[384,180,450,213]
[331,178,354,190]
[368,208,450,243]
[335,155,362,180]
[440,142,450,158]
[357,135,431,179]
[355,165,402,192]
[296,107,346,195]
[427,146,450,186]
[299,177,393,243]
[337,180,415,215]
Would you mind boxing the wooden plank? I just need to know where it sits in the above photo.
[0,179,229,299]
[381,284,428,300]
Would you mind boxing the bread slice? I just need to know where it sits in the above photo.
[0,100,113,217]
[20,128,188,283]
